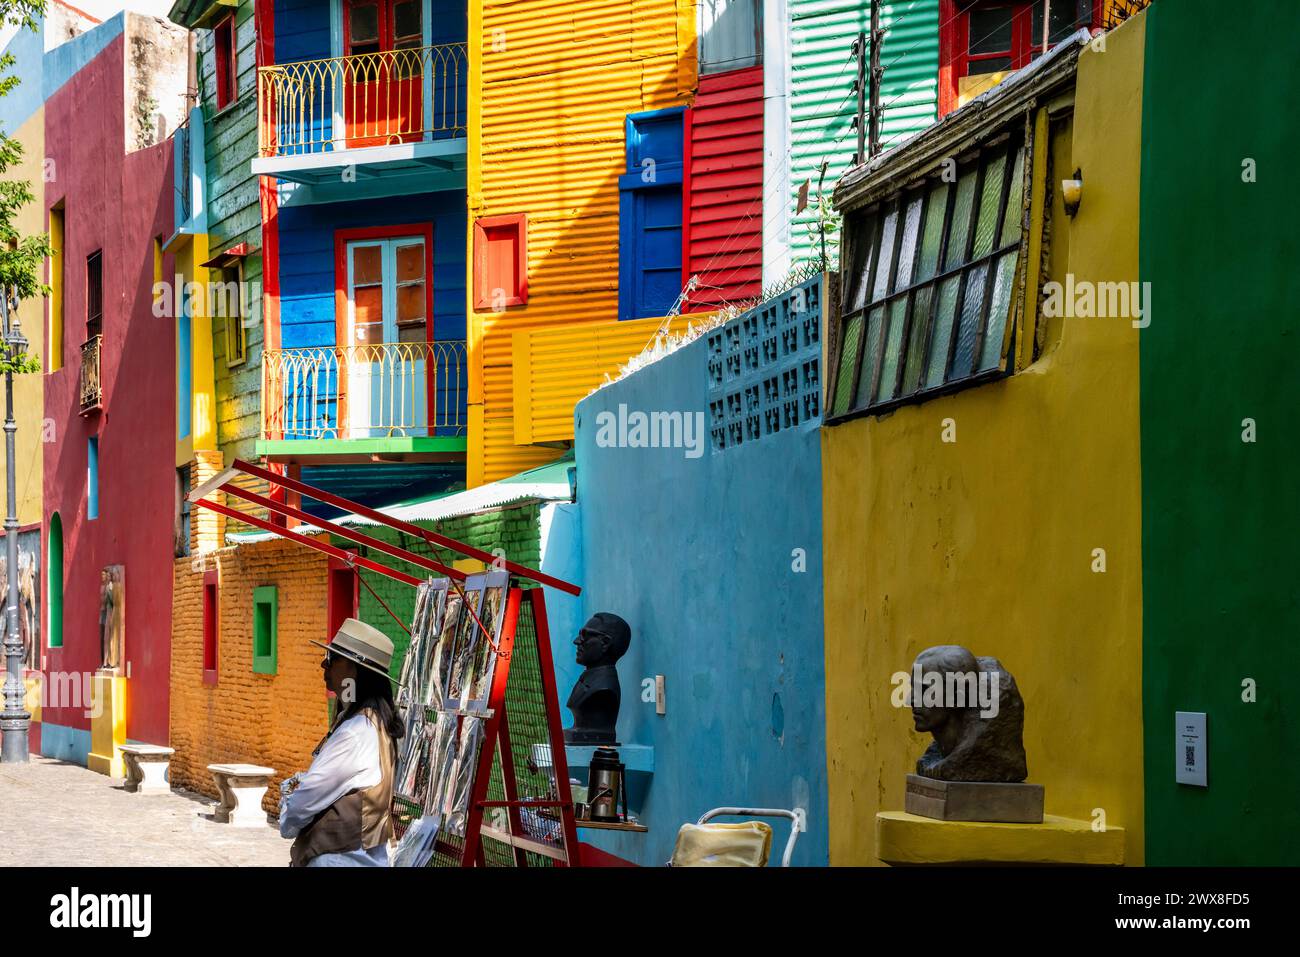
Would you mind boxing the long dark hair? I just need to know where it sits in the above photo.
[340,666,404,755]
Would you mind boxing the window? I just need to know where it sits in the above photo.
[941,1,1098,114]
[49,205,64,372]
[220,265,247,365]
[252,586,277,675]
[829,132,1026,419]
[337,226,432,346]
[618,109,684,321]
[48,513,63,649]
[87,436,100,520]
[202,570,219,685]
[472,214,527,310]
[699,0,763,75]
[214,14,237,111]
[175,467,191,558]
[86,250,102,340]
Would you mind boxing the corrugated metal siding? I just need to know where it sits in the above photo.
[513,314,693,443]
[469,0,695,485]
[789,0,938,269]
[201,0,263,463]
[682,65,764,312]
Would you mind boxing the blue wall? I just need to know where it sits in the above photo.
[277,190,466,346]
[567,279,829,866]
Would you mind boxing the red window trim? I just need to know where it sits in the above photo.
[938,1,1102,117]
[472,213,528,311]
[214,13,238,111]
[202,570,219,686]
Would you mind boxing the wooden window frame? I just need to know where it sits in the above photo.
[221,262,247,367]
[214,13,238,112]
[85,249,102,341]
[252,585,278,675]
[472,213,528,311]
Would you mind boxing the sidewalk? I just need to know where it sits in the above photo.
[0,757,289,866]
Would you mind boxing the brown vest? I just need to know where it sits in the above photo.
[290,708,395,867]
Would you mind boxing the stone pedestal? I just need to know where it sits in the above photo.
[208,763,275,827]
[905,773,1044,823]
[121,744,175,794]
[87,672,126,778]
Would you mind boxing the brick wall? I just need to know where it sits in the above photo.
[334,504,543,676]
[170,535,330,811]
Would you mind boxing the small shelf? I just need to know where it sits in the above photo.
[563,744,655,774]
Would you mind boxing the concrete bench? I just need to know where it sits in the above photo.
[208,763,275,828]
[120,744,175,795]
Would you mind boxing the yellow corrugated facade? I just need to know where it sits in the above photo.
[466,0,698,485]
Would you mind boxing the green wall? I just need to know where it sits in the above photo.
[1139,0,1300,864]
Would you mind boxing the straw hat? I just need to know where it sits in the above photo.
[311,618,394,680]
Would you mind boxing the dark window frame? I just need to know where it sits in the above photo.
[85,249,102,340]
[214,13,237,111]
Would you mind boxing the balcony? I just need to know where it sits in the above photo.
[253,43,468,192]
[258,340,467,463]
[79,335,102,415]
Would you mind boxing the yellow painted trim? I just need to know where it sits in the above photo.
[511,329,533,445]
[87,673,127,778]
[676,0,698,96]
[190,233,218,453]
[48,206,64,373]
[875,812,1126,866]
[467,403,485,488]
[465,0,485,409]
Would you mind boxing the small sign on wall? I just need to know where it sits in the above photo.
[1175,711,1208,787]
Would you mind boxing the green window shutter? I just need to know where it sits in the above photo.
[252,586,278,675]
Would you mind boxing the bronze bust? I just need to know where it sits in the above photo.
[564,613,631,745]
[910,645,1028,783]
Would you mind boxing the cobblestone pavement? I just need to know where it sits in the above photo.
[0,757,289,866]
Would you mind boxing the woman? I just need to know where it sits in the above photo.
[279,618,405,867]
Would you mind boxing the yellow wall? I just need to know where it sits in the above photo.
[466,0,697,484]
[171,233,217,468]
[2,109,45,527]
[821,17,1146,865]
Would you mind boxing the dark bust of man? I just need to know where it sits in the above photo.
[564,613,631,745]
[910,644,1028,783]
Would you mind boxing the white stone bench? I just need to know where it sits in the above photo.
[120,744,175,795]
[208,763,275,828]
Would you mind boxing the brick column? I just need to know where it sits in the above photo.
[191,450,226,554]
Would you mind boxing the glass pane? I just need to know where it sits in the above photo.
[916,181,948,282]
[396,242,424,283]
[925,277,961,388]
[871,200,900,302]
[902,284,934,395]
[952,264,990,378]
[967,56,1012,75]
[397,322,425,344]
[397,282,425,323]
[944,168,977,270]
[856,306,885,408]
[831,313,864,416]
[876,296,909,404]
[1033,0,1091,48]
[969,7,1014,54]
[846,212,877,312]
[352,286,383,346]
[394,0,422,41]
[979,251,1019,371]
[999,147,1025,248]
[352,244,382,286]
[893,193,924,292]
[972,152,1007,259]
[350,4,380,45]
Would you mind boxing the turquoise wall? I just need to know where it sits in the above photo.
[568,279,828,866]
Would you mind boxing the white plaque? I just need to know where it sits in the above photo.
[1175,711,1208,787]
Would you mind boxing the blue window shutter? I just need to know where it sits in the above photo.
[620,108,685,321]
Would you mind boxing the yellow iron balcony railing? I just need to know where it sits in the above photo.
[258,43,467,157]
[261,340,467,441]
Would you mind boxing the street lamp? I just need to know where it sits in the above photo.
[1,286,31,762]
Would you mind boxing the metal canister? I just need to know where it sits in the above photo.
[586,747,626,823]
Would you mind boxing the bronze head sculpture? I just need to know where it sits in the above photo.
[910,644,1027,783]
[564,613,631,745]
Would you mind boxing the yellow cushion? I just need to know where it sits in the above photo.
[671,821,773,867]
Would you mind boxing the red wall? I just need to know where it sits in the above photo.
[681,65,765,312]
[42,35,176,751]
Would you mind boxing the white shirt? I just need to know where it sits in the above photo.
[279,712,382,840]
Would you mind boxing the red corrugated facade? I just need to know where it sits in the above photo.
[681,65,765,312]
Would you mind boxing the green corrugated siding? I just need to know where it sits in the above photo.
[790,0,938,268]
[198,0,262,462]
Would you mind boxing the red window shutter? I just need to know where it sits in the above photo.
[215,15,236,110]
[473,214,528,310]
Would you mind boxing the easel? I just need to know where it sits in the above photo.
[190,459,582,867]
